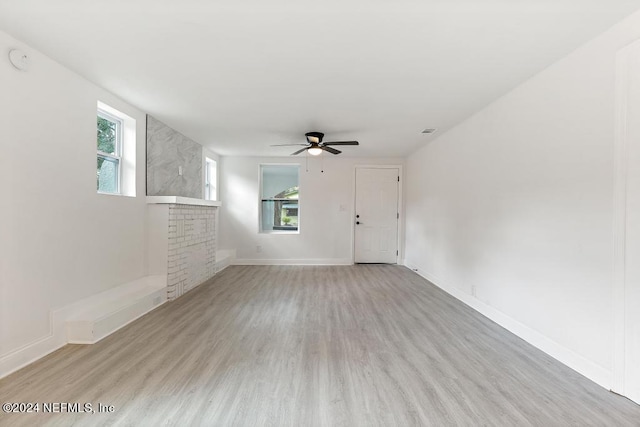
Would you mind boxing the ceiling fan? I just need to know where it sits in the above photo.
[271,132,359,156]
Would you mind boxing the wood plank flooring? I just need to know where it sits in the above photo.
[1,265,639,426]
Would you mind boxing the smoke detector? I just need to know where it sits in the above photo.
[9,49,29,71]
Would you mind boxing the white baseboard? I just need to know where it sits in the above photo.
[0,338,66,381]
[0,301,82,379]
[403,262,612,390]
[233,258,353,266]
[215,249,236,273]
[0,275,167,379]
[0,323,62,380]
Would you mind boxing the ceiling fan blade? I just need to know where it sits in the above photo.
[323,146,342,155]
[322,141,359,146]
[270,143,307,146]
[291,147,308,155]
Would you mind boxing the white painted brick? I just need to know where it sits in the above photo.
[164,204,218,301]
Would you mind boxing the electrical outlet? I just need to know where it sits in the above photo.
[256,245,262,253]
[471,285,477,297]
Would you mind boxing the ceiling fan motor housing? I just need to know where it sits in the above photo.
[305,132,324,144]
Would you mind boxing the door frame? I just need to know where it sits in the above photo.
[352,164,404,264]
[612,38,640,400]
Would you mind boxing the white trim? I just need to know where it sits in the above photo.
[353,165,404,264]
[612,38,640,401]
[259,229,300,235]
[202,148,220,201]
[97,100,136,197]
[67,297,167,344]
[258,163,301,234]
[612,39,632,395]
[146,196,221,206]
[0,309,67,380]
[233,258,353,266]
[216,263,232,273]
[96,109,123,195]
[0,276,167,379]
[403,262,613,390]
[215,249,236,273]
[204,157,218,201]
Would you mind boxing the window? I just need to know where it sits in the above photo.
[260,165,299,233]
[96,101,136,197]
[97,109,122,193]
[205,157,217,200]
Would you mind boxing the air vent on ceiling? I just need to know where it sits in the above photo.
[421,128,437,134]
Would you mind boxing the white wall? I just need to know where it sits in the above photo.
[219,156,404,264]
[404,10,640,389]
[0,31,147,366]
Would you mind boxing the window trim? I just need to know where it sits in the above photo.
[259,163,300,234]
[97,109,123,195]
[205,157,217,201]
[96,100,136,197]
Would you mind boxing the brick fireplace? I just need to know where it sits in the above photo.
[147,196,221,300]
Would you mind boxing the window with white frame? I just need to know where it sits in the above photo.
[97,109,123,194]
[260,164,299,233]
[205,157,217,201]
[96,102,136,197]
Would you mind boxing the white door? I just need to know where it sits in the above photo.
[354,167,399,263]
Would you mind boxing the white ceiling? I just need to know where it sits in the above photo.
[2,0,640,157]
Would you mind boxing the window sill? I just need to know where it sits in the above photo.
[98,191,138,198]
[146,196,222,207]
[273,226,298,231]
[260,230,300,235]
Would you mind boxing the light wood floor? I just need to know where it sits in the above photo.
[1,265,639,426]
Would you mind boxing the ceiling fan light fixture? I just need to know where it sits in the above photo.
[308,146,323,156]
